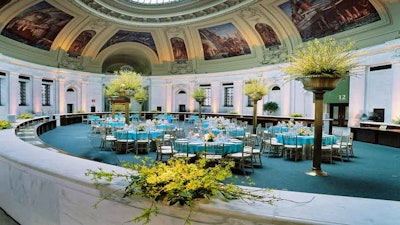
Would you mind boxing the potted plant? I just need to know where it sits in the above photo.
[105,70,144,124]
[263,101,279,115]
[244,78,269,134]
[191,87,207,118]
[284,37,358,177]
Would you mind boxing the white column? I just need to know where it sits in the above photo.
[57,77,66,114]
[188,82,196,112]
[32,76,42,114]
[233,80,243,114]
[8,72,19,116]
[81,79,87,112]
[391,60,400,121]
[211,82,220,113]
[348,65,367,127]
[165,80,172,113]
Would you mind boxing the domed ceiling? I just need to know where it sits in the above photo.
[0,0,398,75]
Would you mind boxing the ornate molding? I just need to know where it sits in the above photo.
[261,45,288,65]
[169,60,194,74]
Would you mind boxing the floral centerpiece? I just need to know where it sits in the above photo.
[17,113,34,119]
[85,158,273,224]
[137,124,146,131]
[298,127,313,136]
[204,131,215,142]
[216,120,225,130]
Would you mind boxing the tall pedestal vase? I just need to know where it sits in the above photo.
[300,76,341,177]
[195,97,205,119]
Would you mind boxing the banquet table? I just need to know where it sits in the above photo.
[88,115,100,122]
[175,139,243,155]
[268,126,289,133]
[156,115,175,123]
[114,130,164,140]
[101,121,125,128]
[156,124,176,131]
[206,128,245,138]
[275,134,337,160]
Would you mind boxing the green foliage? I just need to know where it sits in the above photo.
[86,158,274,224]
[290,113,303,117]
[76,109,85,113]
[133,88,148,102]
[0,120,12,130]
[284,37,358,80]
[227,110,238,114]
[393,117,400,124]
[17,113,34,119]
[243,78,269,101]
[191,87,206,103]
[263,102,279,113]
[105,70,144,97]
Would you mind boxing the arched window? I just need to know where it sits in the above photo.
[178,90,186,94]
[67,88,75,92]
[272,86,280,91]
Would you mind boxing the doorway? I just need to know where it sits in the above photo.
[67,104,73,113]
[329,103,348,127]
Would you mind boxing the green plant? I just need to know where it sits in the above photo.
[17,113,34,119]
[0,120,12,130]
[284,37,358,80]
[86,158,274,224]
[263,102,279,113]
[393,117,400,124]
[191,87,206,102]
[76,109,85,113]
[227,110,238,114]
[105,70,144,97]
[243,78,270,134]
[290,113,303,117]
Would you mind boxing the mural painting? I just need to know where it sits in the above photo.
[279,0,381,41]
[99,30,157,55]
[255,23,281,48]
[199,23,251,60]
[1,1,73,51]
[170,37,188,61]
[67,30,96,57]
[0,0,11,10]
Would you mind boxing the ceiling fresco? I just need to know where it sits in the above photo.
[1,1,73,51]
[0,0,397,74]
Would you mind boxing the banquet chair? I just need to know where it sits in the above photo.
[226,142,254,175]
[332,134,350,161]
[264,132,283,158]
[313,135,333,164]
[154,139,174,162]
[99,126,117,151]
[201,142,225,165]
[282,134,302,161]
[173,140,196,161]
[243,137,263,168]
[135,130,150,154]
[114,130,135,154]
[347,132,355,157]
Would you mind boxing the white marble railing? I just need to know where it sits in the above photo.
[0,120,399,225]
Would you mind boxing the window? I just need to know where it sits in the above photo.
[247,96,254,107]
[19,81,27,106]
[200,84,211,106]
[42,84,51,106]
[223,83,233,107]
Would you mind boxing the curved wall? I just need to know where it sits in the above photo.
[1,119,399,225]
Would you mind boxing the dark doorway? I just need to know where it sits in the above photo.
[91,106,96,112]
[179,104,186,112]
[67,104,73,113]
[329,103,348,127]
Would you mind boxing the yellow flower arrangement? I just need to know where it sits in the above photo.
[85,158,273,224]
[17,113,34,119]
[298,127,313,136]
[191,87,207,103]
[0,120,12,130]
[243,78,269,101]
[204,131,215,141]
[105,70,144,97]
[284,37,358,80]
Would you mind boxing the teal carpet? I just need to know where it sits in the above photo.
[39,123,400,201]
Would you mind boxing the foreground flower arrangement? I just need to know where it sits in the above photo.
[86,158,274,224]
